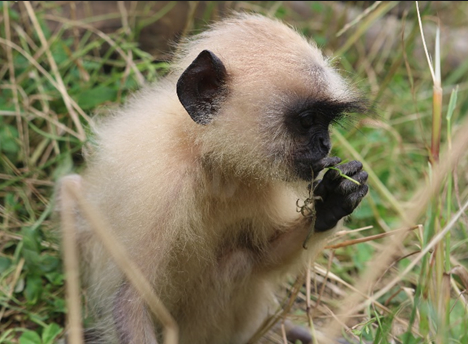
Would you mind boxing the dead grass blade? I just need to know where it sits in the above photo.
[336,1,383,37]
[324,225,419,250]
[60,179,84,344]
[322,115,468,341]
[61,178,178,344]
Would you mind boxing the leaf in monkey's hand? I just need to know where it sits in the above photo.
[328,166,362,185]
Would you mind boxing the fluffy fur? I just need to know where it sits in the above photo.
[65,14,366,344]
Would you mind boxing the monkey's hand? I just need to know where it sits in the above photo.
[311,156,342,179]
[313,160,368,232]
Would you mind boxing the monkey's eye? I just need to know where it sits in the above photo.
[298,113,316,129]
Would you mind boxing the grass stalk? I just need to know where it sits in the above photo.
[60,180,84,344]
[63,179,179,344]
[416,3,449,341]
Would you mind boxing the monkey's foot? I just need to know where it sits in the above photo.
[313,160,368,232]
[285,322,312,344]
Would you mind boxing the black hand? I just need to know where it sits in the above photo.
[311,156,342,179]
[313,160,368,232]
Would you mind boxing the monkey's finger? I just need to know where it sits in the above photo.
[336,171,368,195]
[312,156,341,177]
[323,160,363,182]
[318,183,368,229]
[313,179,326,199]
[336,160,364,176]
[347,184,369,207]
[322,156,342,168]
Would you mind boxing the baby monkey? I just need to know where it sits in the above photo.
[62,13,368,344]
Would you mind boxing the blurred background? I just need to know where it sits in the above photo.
[1,1,468,343]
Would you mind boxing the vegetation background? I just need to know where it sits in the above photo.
[1,1,468,343]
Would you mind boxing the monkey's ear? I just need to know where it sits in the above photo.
[177,50,228,125]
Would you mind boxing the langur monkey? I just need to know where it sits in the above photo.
[62,13,369,344]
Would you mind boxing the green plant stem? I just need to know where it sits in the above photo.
[431,85,443,164]
[328,166,361,185]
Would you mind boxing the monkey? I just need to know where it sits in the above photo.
[61,13,369,344]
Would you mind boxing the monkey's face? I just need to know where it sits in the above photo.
[177,49,366,183]
[282,98,364,181]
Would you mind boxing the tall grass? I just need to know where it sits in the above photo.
[1,1,468,343]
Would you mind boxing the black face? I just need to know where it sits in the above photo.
[284,98,366,181]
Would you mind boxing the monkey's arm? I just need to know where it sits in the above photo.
[112,283,159,344]
[261,160,368,269]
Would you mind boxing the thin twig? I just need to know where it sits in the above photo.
[324,225,419,250]
[415,1,436,83]
[336,1,382,37]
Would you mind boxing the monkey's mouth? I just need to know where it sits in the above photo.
[293,156,341,181]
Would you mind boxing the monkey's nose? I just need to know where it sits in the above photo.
[319,135,331,153]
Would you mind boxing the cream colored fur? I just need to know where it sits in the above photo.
[66,13,355,344]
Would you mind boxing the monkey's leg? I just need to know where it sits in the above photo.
[112,283,159,344]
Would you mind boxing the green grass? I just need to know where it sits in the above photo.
[1,1,468,343]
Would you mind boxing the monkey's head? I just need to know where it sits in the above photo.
[175,14,367,183]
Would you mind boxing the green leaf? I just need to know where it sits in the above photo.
[21,227,44,273]
[19,330,42,344]
[22,248,42,272]
[0,256,12,274]
[42,323,62,344]
[39,255,60,273]
[45,272,64,286]
[53,297,66,313]
[21,228,41,253]
[0,125,20,155]
[76,86,117,110]
[446,85,459,121]
[25,274,43,304]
